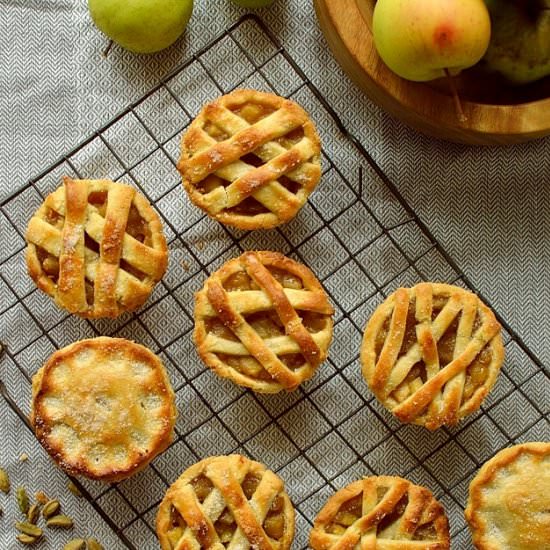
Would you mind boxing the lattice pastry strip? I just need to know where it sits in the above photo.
[310,476,450,550]
[25,177,168,318]
[156,455,295,550]
[361,283,504,430]
[194,251,334,393]
[179,89,322,229]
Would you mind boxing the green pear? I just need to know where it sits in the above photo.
[88,0,193,54]
[483,0,550,84]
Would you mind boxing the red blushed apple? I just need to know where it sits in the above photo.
[372,0,491,82]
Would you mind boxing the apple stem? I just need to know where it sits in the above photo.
[444,68,467,124]
[102,40,114,58]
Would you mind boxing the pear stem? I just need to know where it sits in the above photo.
[102,40,114,58]
[444,68,467,124]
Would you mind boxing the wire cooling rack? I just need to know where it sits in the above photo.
[1,14,548,549]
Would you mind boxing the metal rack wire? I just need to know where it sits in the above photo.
[0,14,548,549]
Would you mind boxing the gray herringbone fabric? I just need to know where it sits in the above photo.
[0,1,549,549]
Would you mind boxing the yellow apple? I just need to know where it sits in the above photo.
[88,0,193,54]
[372,0,491,82]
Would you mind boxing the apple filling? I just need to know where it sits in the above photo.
[37,192,152,304]
[375,296,492,407]
[230,102,276,125]
[167,473,286,545]
[199,101,306,217]
[205,266,329,381]
[327,491,438,540]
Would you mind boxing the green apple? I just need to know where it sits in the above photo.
[483,0,550,84]
[88,0,193,54]
[372,0,492,81]
[230,0,275,7]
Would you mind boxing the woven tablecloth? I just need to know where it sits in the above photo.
[0,1,549,548]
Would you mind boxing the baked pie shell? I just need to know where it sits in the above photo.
[156,454,295,549]
[194,250,334,393]
[179,89,322,230]
[30,337,177,482]
[310,475,450,549]
[361,283,504,430]
[26,177,168,318]
[465,441,550,550]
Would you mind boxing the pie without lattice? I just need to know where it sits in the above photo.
[465,442,550,550]
[310,476,450,549]
[178,89,322,229]
[156,454,295,549]
[193,250,334,393]
[30,337,177,482]
[361,283,504,430]
[26,177,168,318]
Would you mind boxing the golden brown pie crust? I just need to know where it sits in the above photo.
[361,283,504,430]
[194,250,334,393]
[178,89,322,229]
[31,337,177,482]
[156,454,295,549]
[26,177,168,318]
[465,442,550,550]
[310,476,450,549]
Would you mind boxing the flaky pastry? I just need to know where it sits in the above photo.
[26,177,168,318]
[31,337,177,482]
[178,89,322,229]
[361,283,504,430]
[156,454,295,549]
[465,441,550,550]
[310,476,450,549]
[194,250,334,393]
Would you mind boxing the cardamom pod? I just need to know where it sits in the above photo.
[15,522,43,538]
[17,487,29,515]
[27,503,40,524]
[67,480,82,497]
[46,513,74,528]
[42,499,61,519]
[64,539,86,550]
[0,467,10,494]
[16,534,37,545]
[35,491,49,505]
[86,538,104,550]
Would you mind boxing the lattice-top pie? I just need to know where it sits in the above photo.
[178,89,322,229]
[465,442,550,550]
[361,283,504,430]
[26,177,168,318]
[194,250,334,393]
[310,476,450,549]
[31,337,177,482]
[156,454,295,549]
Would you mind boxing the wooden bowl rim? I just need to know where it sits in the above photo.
[316,0,550,141]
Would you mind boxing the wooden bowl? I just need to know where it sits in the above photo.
[314,0,550,145]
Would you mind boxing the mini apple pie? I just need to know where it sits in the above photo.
[26,177,168,318]
[310,476,450,549]
[465,442,550,550]
[194,250,334,392]
[31,337,177,482]
[156,454,295,549]
[178,89,322,229]
[361,283,504,430]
